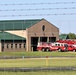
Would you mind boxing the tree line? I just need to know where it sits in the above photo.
[60,33,76,39]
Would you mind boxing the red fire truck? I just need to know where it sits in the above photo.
[56,39,76,52]
[37,42,66,52]
[37,40,76,52]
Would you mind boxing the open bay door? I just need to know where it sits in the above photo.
[31,37,38,51]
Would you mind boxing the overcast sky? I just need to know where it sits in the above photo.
[0,0,76,34]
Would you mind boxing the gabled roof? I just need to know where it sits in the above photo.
[0,32,25,40]
[0,19,42,30]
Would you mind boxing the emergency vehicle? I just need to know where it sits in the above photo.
[37,42,66,52]
[37,39,76,52]
[57,39,76,52]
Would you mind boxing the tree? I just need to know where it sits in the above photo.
[60,33,76,39]
[68,33,76,39]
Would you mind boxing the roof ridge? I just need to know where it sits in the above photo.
[0,19,42,22]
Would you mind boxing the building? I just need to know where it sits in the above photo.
[59,34,69,40]
[0,32,26,52]
[0,18,59,52]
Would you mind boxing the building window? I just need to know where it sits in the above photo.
[42,25,45,31]
[15,44,17,48]
[11,44,13,48]
[19,44,21,48]
[24,44,26,48]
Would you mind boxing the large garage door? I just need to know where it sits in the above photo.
[31,37,38,51]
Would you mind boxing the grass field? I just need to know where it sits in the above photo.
[0,52,76,75]
[0,71,76,75]
[0,58,76,68]
[0,52,76,57]
[0,52,75,67]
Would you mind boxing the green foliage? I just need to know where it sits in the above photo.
[60,33,76,39]
[60,34,67,36]
[68,33,76,39]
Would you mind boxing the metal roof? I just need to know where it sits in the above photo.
[0,19,42,30]
[59,35,69,40]
[0,32,26,40]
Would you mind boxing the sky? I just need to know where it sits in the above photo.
[0,0,76,34]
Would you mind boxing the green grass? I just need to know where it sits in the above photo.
[0,52,76,57]
[0,71,76,75]
[0,52,75,74]
[0,58,76,68]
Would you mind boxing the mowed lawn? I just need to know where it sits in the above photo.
[0,71,76,75]
[0,58,76,68]
[0,52,76,75]
[0,52,75,67]
[0,52,76,57]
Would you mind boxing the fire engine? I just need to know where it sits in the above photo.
[37,42,66,52]
[57,39,76,52]
[37,39,76,52]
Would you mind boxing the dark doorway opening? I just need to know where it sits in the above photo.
[49,37,56,42]
[31,37,38,51]
[40,37,47,42]
[1,43,4,52]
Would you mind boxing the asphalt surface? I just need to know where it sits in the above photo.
[0,67,76,72]
[0,56,76,59]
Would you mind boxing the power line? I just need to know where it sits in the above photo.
[0,7,76,12]
[0,2,76,6]
[0,13,76,17]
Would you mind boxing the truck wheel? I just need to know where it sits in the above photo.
[42,48,45,52]
[58,48,61,52]
[73,50,76,52]
[46,48,49,52]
